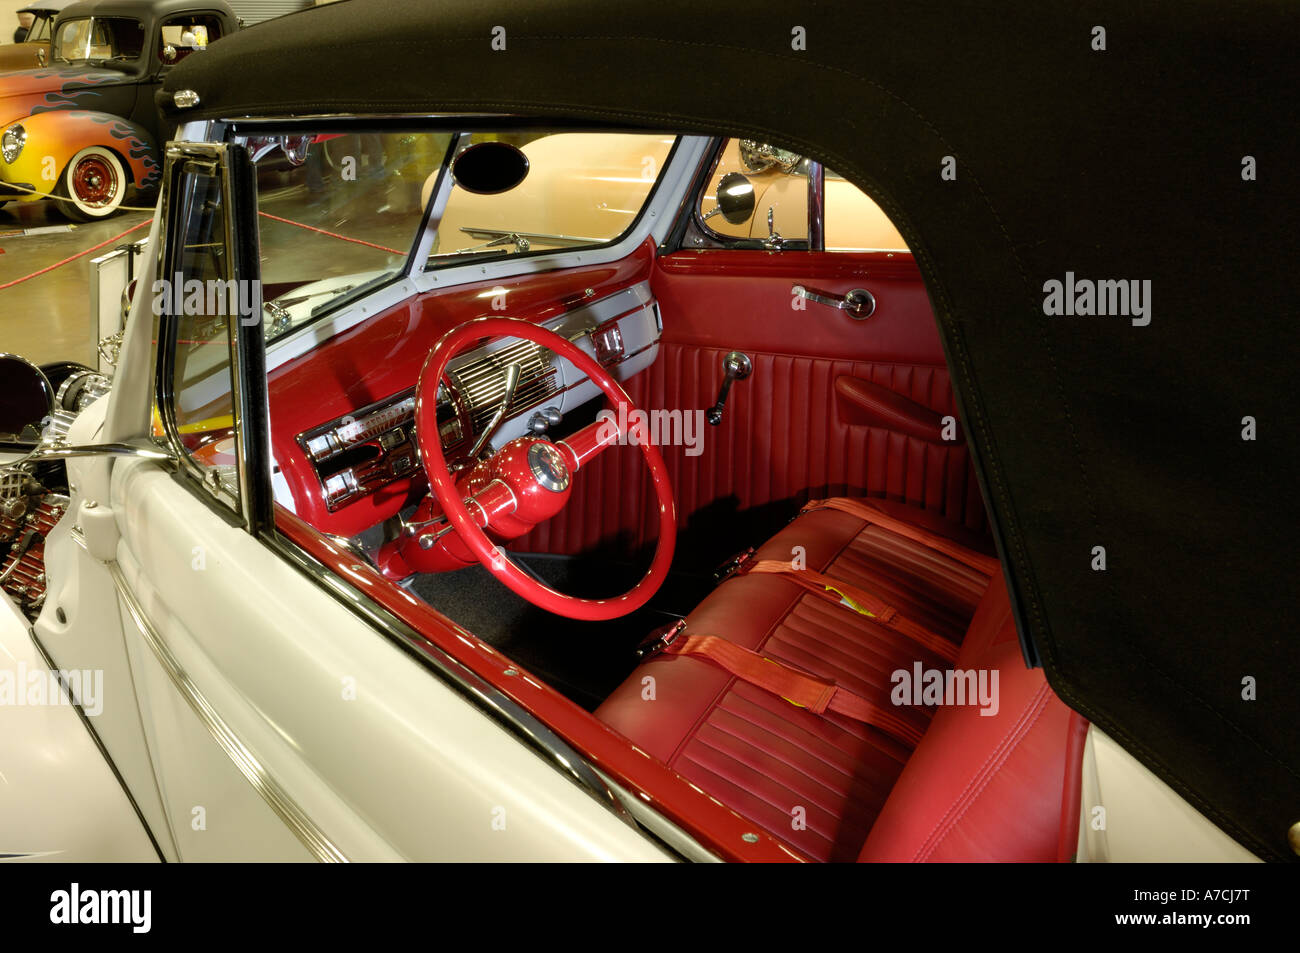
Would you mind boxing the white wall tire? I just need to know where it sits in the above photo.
[57,146,128,221]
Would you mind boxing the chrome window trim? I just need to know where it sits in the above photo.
[152,142,245,520]
[152,140,271,533]
[407,132,468,277]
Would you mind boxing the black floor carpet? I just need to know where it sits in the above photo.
[408,551,715,709]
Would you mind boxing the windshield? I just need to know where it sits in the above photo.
[235,126,678,344]
[52,16,145,66]
[424,132,676,270]
[244,131,454,342]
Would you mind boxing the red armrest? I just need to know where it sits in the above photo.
[834,375,960,444]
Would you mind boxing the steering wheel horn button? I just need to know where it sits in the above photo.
[528,442,571,492]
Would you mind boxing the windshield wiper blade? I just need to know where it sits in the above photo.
[310,273,394,317]
[458,226,603,249]
[444,232,531,255]
[427,249,515,267]
[261,283,358,336]
[268,283,357,310]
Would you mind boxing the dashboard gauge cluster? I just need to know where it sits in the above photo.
[292,283,662,516]
[296,386,463,512]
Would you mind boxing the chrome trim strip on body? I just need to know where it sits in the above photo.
[262,528,646,837]
[97,545,347,863]
[26,622,169,864]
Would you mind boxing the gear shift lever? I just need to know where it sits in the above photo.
[706,351,753,426]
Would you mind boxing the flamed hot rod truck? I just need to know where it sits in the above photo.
[0,0,237,220]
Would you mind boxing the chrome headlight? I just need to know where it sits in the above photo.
[1,124,25,164]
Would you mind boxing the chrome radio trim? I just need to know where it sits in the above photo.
[295,385,466,512]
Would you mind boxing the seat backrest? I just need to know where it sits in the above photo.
[858,574,1087,862]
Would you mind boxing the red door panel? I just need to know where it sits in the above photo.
[516,249,988,562]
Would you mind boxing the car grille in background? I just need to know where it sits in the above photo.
[449,338,560,432]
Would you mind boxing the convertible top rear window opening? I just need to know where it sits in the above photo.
[0,0,1292,895]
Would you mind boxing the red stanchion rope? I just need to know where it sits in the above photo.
[256,211,404,255]
[0,210,399,293]
[0,220,150,291]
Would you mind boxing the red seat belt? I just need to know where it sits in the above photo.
[644,625,924,748]
[802,497,1002,577]
[745,559,959,663]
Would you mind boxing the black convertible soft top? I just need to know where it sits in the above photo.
[162,0,1299,862]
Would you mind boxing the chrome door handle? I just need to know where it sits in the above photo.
[792,284,876,320]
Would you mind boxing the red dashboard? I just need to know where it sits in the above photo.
[268,239,658,538]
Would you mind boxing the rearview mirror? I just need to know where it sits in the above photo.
[451,141,530,195]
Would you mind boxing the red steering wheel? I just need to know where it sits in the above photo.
[414,317,677,621]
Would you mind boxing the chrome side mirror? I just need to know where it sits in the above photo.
[0,353,173,466]
[702,172,756,226]
[161,44,178,63]
[0,354,53,466]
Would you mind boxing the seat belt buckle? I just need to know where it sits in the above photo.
[713,547,756,583]
[635,619,686,661]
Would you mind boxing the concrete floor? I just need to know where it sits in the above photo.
[0,162,427,370]
[0,201,153,367]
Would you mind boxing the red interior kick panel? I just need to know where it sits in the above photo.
[269,240,657,538]
[516,249,986,557]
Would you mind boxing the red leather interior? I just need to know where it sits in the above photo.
[596,499,1085,862]
[517,249,987,560]
[857,578,1088,862]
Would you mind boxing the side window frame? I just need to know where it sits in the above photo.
[153,140,271,533]
[683,138,824,253]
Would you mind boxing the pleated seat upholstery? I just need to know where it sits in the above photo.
[597,497,1085,862]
